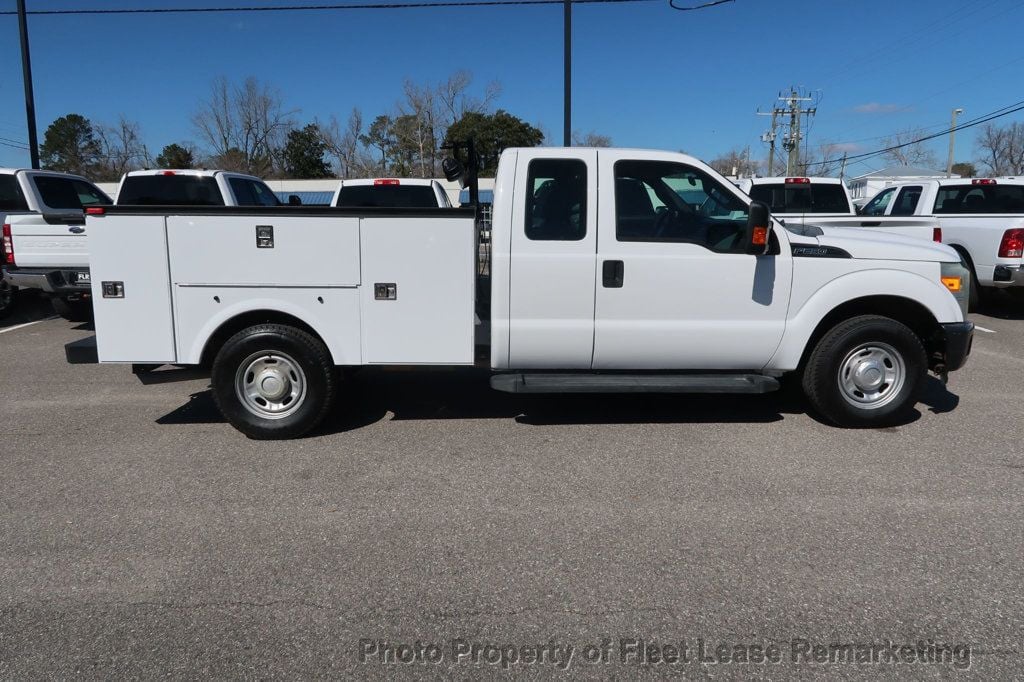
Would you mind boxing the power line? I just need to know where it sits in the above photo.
[0,0,679,15]
[807,99,1024,171]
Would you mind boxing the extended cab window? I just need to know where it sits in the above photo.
[891,186,922,216]
[0,175,29,211]
[35,176,111,209]
[748,183,850,213]
[231,178,280,207]
[862,187,895,216]
[614,160,749,252]
[934,184,1024,214]
[525,159,587,241]
[118,175,225,206]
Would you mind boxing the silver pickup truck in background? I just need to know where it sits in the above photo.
[2,168,112,320]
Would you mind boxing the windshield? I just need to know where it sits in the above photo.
[748,183,851,214]
[118,175,225,206]
[336,184,440,208]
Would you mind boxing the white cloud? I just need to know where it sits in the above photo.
[853,102,906,114]
[824,142,861,153]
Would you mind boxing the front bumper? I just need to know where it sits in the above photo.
[3,266,91,296]
[940,321,974,372]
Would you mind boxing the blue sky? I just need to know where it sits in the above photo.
[1,0,1023,176]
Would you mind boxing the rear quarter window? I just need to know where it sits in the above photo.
[0,175,29,211]
[117,175,225,206]
[934,184,1024,214]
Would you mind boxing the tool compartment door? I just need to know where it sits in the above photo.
[88,215,176,363]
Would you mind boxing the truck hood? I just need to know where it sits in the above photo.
[785,224,958,262]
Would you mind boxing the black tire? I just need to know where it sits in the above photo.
[211,324,336,439]
[801,315,927,428]
[0,281,15,319]
[51,296,92,322]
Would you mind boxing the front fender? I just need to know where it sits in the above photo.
[768,267,961,371]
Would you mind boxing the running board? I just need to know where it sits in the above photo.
[490,373,779,394]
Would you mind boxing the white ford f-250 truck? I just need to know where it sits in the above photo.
[2,168,112,320]
[736,176,940,242]
[66,147,974,439]
[858,177,1024,308]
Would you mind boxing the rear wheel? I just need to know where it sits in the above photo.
[51,296,92,322]
[211,324,336,439]
[801,315,926,428]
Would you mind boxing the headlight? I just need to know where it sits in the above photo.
[941,261,970,319]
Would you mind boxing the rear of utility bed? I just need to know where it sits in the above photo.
[84,205,477,366]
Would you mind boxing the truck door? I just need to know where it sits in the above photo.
[592,151,792,370]
[508,149,597,368]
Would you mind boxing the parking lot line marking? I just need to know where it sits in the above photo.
[0,316,59,335]
[975,326,996,334]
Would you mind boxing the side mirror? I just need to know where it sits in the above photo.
[287,194,302,206]
[745,201,771,255]
[442,157,467,187]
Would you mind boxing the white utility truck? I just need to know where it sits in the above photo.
[66,148,974,439]
[858,177,1024,308]
[736,176,940,242]
[1,168,112,320]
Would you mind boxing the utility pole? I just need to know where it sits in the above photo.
[757,108,779,176]
[779,88,815,176]
[17,0,40,169]
[946,107,963,177]
[840,152,848,181]
[563,0,571,146]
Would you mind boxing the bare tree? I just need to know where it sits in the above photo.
[976,121,1024,176]
[192,76,297,176]
[319,109,374,178]
[709,146,761,177]
[436,70,501,128]
[95,116,151,180]
[399,80,439,177]
[879,127,939,168]
[572,131,612,147]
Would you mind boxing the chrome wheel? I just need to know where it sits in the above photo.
[235,351,307,419]
[837,342,905,409]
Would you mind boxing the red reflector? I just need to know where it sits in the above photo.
[972,178,996,185]
[752,225,768,246]
[784,177,810,184]
[85,206,106,216]
[933,227,942,242]
[160,170,176,176]
[2,223,13,265]
[999,228,1024,258]
[374,178,400,186]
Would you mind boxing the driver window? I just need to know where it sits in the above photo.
[862,187,895,216]
[614,160,749,252]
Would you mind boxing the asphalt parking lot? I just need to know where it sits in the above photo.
[1,295,1022,677]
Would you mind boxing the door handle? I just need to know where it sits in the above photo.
[860,221,881,227]
[602,260,624,288]
[69,226,85,234]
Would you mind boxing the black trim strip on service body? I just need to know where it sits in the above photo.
[96,205,476,219]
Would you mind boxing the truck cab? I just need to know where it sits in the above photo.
[116,169,283,207]
[332,178,452,208]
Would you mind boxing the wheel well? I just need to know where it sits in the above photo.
[200,310,325,368]
[798,296,943,370]
[948,243,974,270]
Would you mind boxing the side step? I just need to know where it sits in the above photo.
[490,373,779,394]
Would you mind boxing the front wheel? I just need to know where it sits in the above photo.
[801,315,927,428]
[211,324,336,439]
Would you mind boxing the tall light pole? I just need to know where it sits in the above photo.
[563,0,571,146]
[17,0,40,169]
[946,107,963,177]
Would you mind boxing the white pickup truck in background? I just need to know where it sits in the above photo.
[2,168,112,320]
[859,177,1024,308]
[68,147,974,439]
[736,176,941,242]
[115,169,293,206]
[332,178,452,208]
